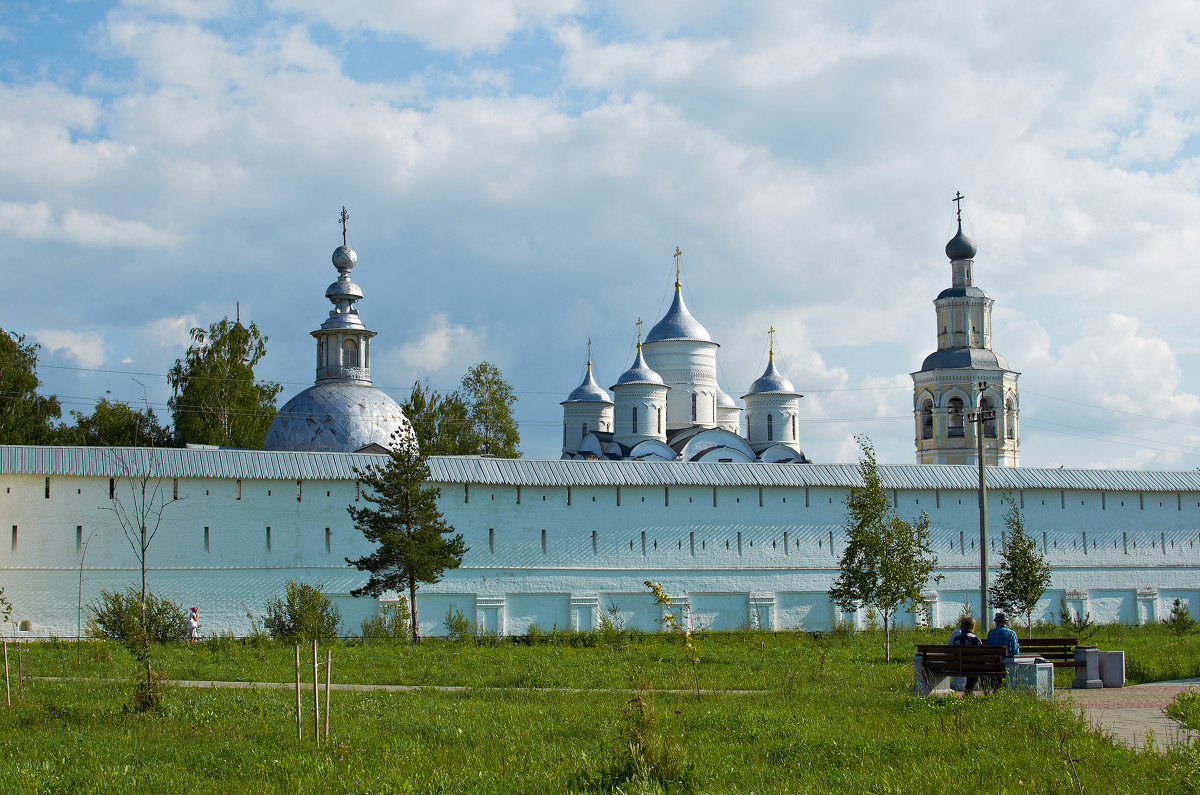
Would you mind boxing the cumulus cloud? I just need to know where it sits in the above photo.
[270,0,581,53]
[142,316,196,348]
[391,314,486,377]
[0,201,178,248]
[30,330,107,369]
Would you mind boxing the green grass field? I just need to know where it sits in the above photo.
[2,626,1198,794]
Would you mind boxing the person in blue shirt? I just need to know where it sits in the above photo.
[986,612,1020,658]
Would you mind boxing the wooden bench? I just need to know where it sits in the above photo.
[915,644,1007,694]
[1013,637,1085,669]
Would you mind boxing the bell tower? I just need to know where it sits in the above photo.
[912,194,1020,466]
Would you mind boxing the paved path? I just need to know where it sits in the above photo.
[1055,679,1198,751]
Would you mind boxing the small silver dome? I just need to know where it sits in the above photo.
[945,222,977,260]
[333,245,357,272]
[613,347,664,387]
[716,389,738,408]
[744,358,797,396]
[565,367,612,403]
[645,287,712,343]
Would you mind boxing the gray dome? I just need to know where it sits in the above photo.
[263,383,412,453]
[716,389,738,408]
[744,358,797,396]
[645,288,712,343]
[564,368,612,403]
[613,347,664,387]
[332,245,357,272]
[936,286,990,300]
[920,347,1010,372]
[945,223,977,260]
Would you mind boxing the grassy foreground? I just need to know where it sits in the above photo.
[2,626,1198,794]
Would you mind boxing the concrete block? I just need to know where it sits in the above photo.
[1100,650,1125,688]
[1072,646,1104,689]
[913,655,952,696]
[1005,658,1054,699]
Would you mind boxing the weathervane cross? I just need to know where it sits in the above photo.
[952,191,965,223]
[339,206,350,246]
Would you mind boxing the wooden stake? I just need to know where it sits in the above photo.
[294,645,302,743]
[3,641,9,707]
[324,648,331,742]
[16,640,22,695]
[312,639,320,747]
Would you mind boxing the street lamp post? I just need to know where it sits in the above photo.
[967,381,996,624]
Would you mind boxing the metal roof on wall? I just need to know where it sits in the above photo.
[4,445,1200,493]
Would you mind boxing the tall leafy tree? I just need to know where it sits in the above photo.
[347,434,466,643]
[460,361,520,457]
[830,436,941,661]
[990,494,1053,637]
[66,397,174,447]
[402,380,478,456]
[167,318,281,448]
[0,328,63,444]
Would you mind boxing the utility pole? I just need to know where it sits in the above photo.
[967,381,995,623]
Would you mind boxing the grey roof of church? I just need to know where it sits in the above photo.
[645,288,712,343]
[936,286,990,300]
[6,445,1200,492]
[919,348,1011,372]
[563,368,612,403]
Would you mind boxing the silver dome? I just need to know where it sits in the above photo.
[564,367,612,403]
[744,358,798,396]
[645,287,712,343]
[263,383,412,453]
[919,347,1010,372]
[613,347,664,387]
[332,245,357,272]
[716,389,738,408]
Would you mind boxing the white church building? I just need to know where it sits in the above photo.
[1,212,1197,637]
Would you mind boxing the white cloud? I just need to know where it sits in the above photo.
[30,330,107,369]
[269,0,581,53]
[392,314,486,376]
[118,0,237,20]
[0,201,178,248]
[142,316,196,348]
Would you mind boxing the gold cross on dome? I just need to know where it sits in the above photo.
[339,206,350,246]
[674,247,682,288]
[769,326,775,359]
[586,338,592,369]
[636,317,643,346]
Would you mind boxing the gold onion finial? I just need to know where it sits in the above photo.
[674,246,682,289]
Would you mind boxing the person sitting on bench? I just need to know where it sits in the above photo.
[948,615,983,694]
[986,611,1020,658]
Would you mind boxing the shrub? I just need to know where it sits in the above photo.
[444,605,473,642]
[263,580,341,641]
[1163,599,1196,635]
[87,587,188,649]
[1166,687,1200,731]
[361,598,411,641]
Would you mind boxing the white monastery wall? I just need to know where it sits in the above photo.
[2,458,1198,638]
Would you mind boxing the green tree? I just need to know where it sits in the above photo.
[262,580,342,641]
[829,436,941,661]
[989,494,1052,637]
[167,318,281,448]
[67,397,174,447]
[0,329,63,444]
[460,361,520,457]
[347,434,467,643]
[403,380,477,456]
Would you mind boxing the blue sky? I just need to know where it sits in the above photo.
[3,0,1200,467]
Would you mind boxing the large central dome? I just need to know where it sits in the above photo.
[263,229,413,454]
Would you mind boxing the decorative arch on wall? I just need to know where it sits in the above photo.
[341,338,359,367]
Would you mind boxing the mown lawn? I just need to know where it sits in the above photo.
[2,626,1198,793]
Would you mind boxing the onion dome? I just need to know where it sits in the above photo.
[745,357,797,396]
[716,389,738,409]
[646,287,712,343]
[613,345,664,387]
[565,361,612,403]
[945,219,977,260]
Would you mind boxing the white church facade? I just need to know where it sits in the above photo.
[1,207,1197,638]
